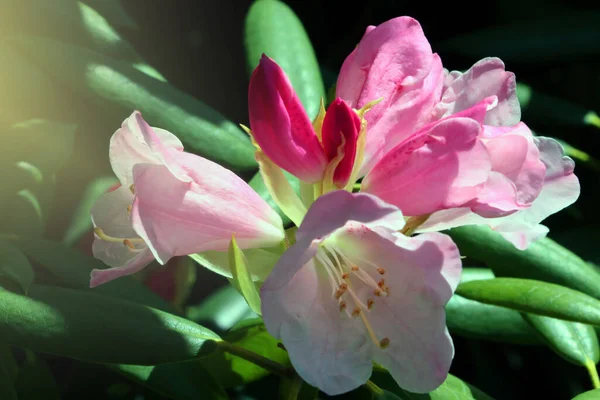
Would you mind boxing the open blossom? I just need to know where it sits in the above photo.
[261,191,461,395]
[248,16,579,249]
[89,111,284,287]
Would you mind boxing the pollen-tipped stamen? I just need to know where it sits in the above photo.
[94,228,144,248]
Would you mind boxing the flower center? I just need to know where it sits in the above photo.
[315,243,390,349]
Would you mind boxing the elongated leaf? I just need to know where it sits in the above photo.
[8,37,257,174]
[523,313,599,366]
[0,285,220,364]
[573,388,600,400]
[245,0,325,119]
[438,12,600,63]
[62,176,118,246]
[448,225,600,300]
[114,362,227,400]
[14,351,61,400]
[13,237,174,312]
[0,240,34,294]
[229,235,261,315]
[200,322,289,388]
[456,278,600,326]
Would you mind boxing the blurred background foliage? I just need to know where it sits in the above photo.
[0,0,599,399]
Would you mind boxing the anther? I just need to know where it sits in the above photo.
[127,205,132,214]
[377,279,385,288]
[351,307,361,317]
[342,272,349,280]
[123,239,135,249]
[374,289,382,297]
[379,338,390,349]
[129,184,136,194]
[351,265,359,272]
[339,301,346,312]
[335,289,345,299]
[377,267,386,275]
[367,299,374,310]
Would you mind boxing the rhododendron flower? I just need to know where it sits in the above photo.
[248,16,579,249]
[90,111,285,287]
[261,191,461,395]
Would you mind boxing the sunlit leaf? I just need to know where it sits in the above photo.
[229,235,262,315]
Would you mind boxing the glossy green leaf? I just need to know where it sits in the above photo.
[185,284,255,333]
[8,37,257,174]
[245,0,325,119]
[446,268,539,344]
[439,12,600,63]
[14,351,61,400]
[200,322,290,388]
[114,361,227,400]
[573,388,600,400]
[62,176,118,246]
[13,237,173,312]
[522,313,599,366]
[0,240,34,294]
[456,278,600,326]
[448,225,600,300]
[0,285,220,364]
[229,235,262,315]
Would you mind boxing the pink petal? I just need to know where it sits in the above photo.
[362,117,491,216]
[295,190,405,244]
[90,248,155,288]
[434,57,520,126]
[331,228,460,392]
[130,153,284,264]
[322,98,361,187]
[261,250,373,395]
[109,111,183,185]
[248,55,327,183]
[90,186,146,269]
[336,17,444,175]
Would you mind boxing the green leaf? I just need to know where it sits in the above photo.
[245,0,325,119]
[0,285,221,364]
[13,237,174,312]
[456,278,600,326]
[522,313,599,366]
[185,284,255,333]
[7,37,257,174]
[448,225,600,301]
[0,240,34,294]
[229,235,262,315]
[200,322,290,388]
[0,344,18,400]
[438,12,600,63]
[14,351,61,400]
[114,361,227,400]
[573,388,600,400]
[62,176,118,246]
[446,268,539,344]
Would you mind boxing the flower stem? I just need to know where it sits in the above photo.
[585,359,600,389]
[363,380,384,396]
[217,341,293,378]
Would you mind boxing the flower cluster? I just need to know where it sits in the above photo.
[90,16,579,396]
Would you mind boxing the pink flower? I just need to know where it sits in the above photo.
[334,16,578,245]
[90,111,285,287]
[261,191,461,395]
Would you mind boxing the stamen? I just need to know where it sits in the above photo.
[342,272,349,280]
[127,205,132,214]
[358,305,386,349]
[129,184,136,194]
[315,252,340,296]
[377,267,386,275]
[339,301,346,312]
[351,307,361,317]
[367,299,374,310]
[380,338,390,349]
[374,289,382,297]
[94,228,144,245]
[123,239,136,249]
